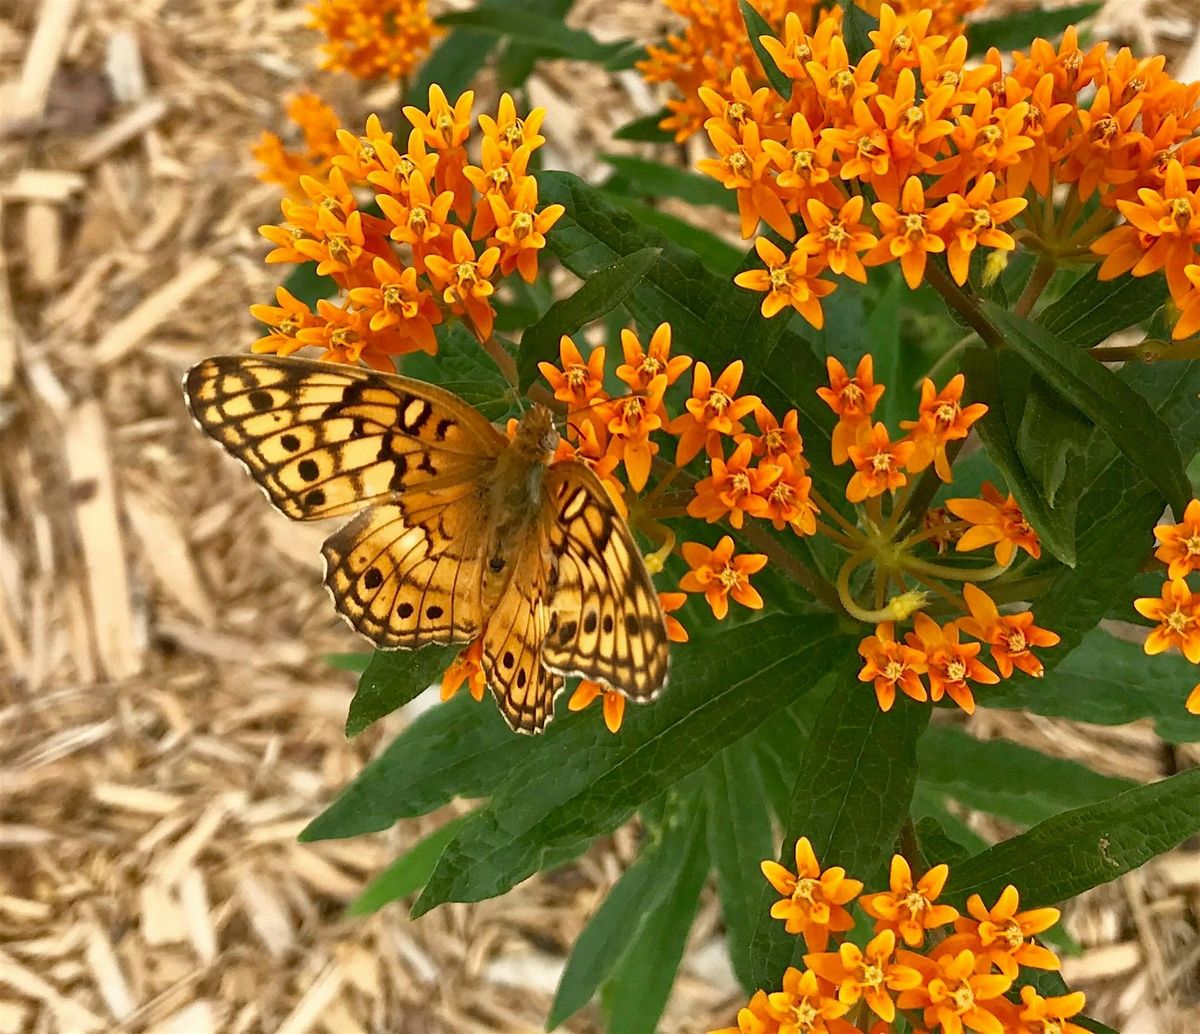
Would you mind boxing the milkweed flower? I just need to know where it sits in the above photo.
[309,0,442,81]
[568,679,625,733]
[1154,498,1200,579]
[688,439,780,528]
[947,482,1042,565]
[897,949,1012,1034]
[669,360,761,466]
[860,855,958,946]
[940,886,1063,980]
[868,176,951,289]
[766,968,857,1034]
[907,612,999,714]
[680,537,768,620]
[900,373,988,482]
[440,638,486,702]
[249,286,323,356]
[539,336,607,408]
[658,592,690,644]
[760,837,863,951]
[1134,578,1200,663]
[616,323,692,392]
[857,622,929,711]
[1017,987,1091,1034]
[422,228,501,340]
[817,355,886,464]
[605,376,669,491]
[959,584,1061,678]
[845,423,915,503]
[805,929,924,1023]
[735,238,837,325]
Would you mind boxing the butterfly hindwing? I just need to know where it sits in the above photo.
[321,482,489,647]
[540,461,670,700]
[184,354,504,520]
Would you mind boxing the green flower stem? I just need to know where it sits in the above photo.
[1091,337,1200,363]
[479,332,520,387]
[836,550,904,623]
[810,486,863,540]
[1014,256,1057,317]
[924,264,1007,350]
[900,553,1010,583]
[741,521,845,614]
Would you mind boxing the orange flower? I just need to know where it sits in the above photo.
[897,949,1012,1034]
[366,126,438,196]
[1173,264,1200,340]
[569,679,625,733]
[941,885,1062,980]
[293,206,369,278]
[698,121,794,239]
[906,612,999,714]
[249,285,321,356]
[488,177,564,282]
[797,194,879,282]
[698,66,775,137]
[539,335,607,409]
[422,228,501,340]
[870,176,951,288]
[1188,683,1200,716]
[616,323,692,392]
[295,299,397,371]
[760,837,863,952]
[669,360,761,466]
[332,112,393,182]
[734,238,837,324]
[679,537,767,620]
[858,622,929,711]
[929,90,1034,198]
[817,355,885,464]
[403,84,474,151]
[860,855,958,946]
[807,34,881,115]
[1016,986,1090,1034]
[940,173,1029,286]
[708,989,777,1034]
[765,968,857,1034]
[959,584,1060,678]
[478,92,546,159]
[737,405,805,465]
[605,376,668,491]
[688,439,780,529]
[463,137,532,236]
[762,113,836,203]
[900,373,988,482]
[947,481,1041,565]
[1134,578,1200,663]
[804,929,923,1024]
[375,171,455,267]
[309,0,442,81]
[659,592,689,644]
[761,456,819,536]
[440,637,486,702]
[846,423,915,503]
[346,257,441,351]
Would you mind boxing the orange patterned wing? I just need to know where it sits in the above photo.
[540,461,670,700]
[480,525,565,734]
[183,354,504,521]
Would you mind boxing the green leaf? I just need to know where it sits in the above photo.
[1038,269,1169,349]
[983,300,1191,516]
[413,615,845,913]
[548,797,700,1028]
[300,695,520,841]
[912,814,975,869]
[600,798,709,1034]
[988,626,1200,743]
[1015,374,1091,511]
[602,153,737,211]
[601,192,743,277]
[282,262,337,308]
[945,767,1200,908]
[436,8,634,64]
[496,0,574,88]
[962,347,1077,566]
[917,725,1136,828]
[324,652,371,673]
[966,2,1102,56]
[705,740,775,991]
[840,0,880,62]
[402,322,518,422]
[516,246,661,391]
[344,644,459,738]
[347,814,471,916]
[738,1,792,97]
[613,110,674,142]
[749,674,931,988]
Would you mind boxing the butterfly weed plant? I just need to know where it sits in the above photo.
[185,0,1200,1030]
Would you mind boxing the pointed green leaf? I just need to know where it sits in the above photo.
[982,300,1191,516]
[739,1,792,97]
[413,615,845,913]
[343,644,459,738]
[600,798,709,1034]
[402,322,517,422]
[613,110,675,142]
[749,672,930,988]
[282,262,336,308]
[547,797,700,1029]
[945,768,1200,908]
[602,153,736,211]
[705,740,775,991]
[1038,269,1169,349]
[966,2,1102,56]
[839,0,880,61]
[516,246,661,391]
[436,8,634,63]
[347,814,471,916]
[324,652,371,673]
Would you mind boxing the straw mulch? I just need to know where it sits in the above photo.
[0,0,1198,1031]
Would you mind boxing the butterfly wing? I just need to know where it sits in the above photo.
[480,523,565,733]
[540,461,670,700]
[184,354,505,521]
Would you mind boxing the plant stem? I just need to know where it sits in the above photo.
[925,264,1006,349]
[741,521,846,613]
[1014,256,1056,317]
[479,333,520,386]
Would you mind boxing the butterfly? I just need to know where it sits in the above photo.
[183,354,670,733]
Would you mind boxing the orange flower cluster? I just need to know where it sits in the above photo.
[686,5,1200,333]
[1140,499,1200,714]
[637,0,982,143]
[714,837,1086,1034]
[253,92,343,198]
[308,0,442,80]
[252,89,562,368]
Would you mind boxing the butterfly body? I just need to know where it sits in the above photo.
[184,355,669,733]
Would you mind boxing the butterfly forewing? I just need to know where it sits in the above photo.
[184,355,504,520]
[541,461,670,700]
